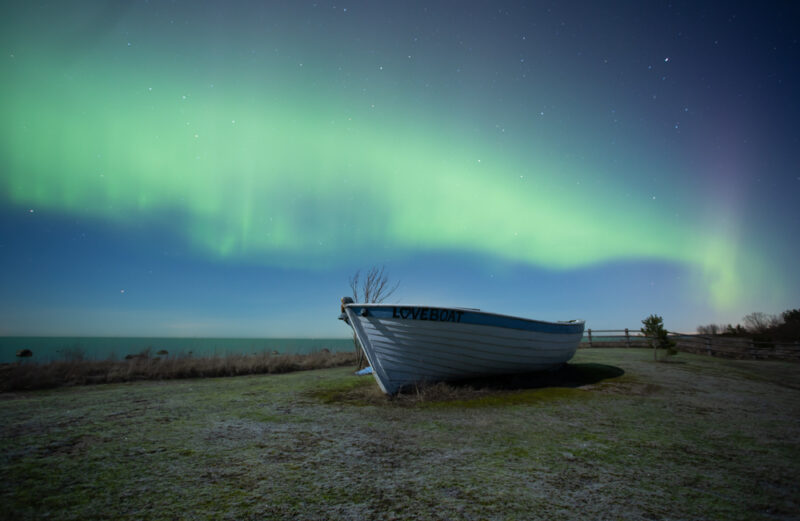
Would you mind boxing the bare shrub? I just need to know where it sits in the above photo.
[697,324,717,335]
[743,312,781,334]
[349,265,399,304]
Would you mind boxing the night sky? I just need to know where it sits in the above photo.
[1,1,798,337]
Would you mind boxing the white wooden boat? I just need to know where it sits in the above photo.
[339,297,585,394]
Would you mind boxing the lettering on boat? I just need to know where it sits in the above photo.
[392,307,464,322]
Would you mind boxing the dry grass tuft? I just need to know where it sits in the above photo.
[0,350,356,392]
[309,375,491,406]
[394,381,491,404]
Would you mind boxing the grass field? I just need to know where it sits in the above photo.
[1,348,798,520]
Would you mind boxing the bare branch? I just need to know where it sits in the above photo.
[348,270,360,301]
[743,312,781,334]
[348,265,400,303]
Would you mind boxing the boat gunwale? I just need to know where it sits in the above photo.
[345,303,583,326]
[344,303,585,332]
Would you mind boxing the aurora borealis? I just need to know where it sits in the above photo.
[1,1,798,336]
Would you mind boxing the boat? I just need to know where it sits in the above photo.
[338,297,585,394]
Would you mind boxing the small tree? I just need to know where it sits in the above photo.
[348,266,400,368]
[777,308,800,341]
[782,309,800,324]
[641,314,677,361]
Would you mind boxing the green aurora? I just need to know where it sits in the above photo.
[0,3,782,315]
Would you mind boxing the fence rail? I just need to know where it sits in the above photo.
[581,329,800,362]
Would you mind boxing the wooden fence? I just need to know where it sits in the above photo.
[581,329,800,362]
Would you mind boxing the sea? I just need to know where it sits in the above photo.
[1,334,625,364]
[0,337,355,364]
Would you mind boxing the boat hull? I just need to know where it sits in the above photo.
[342,304,584,394]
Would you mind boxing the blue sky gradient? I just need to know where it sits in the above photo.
[1,1,798,336]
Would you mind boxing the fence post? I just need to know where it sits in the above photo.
[587,328,593,348]
[624,328,630,348]
[705,336,712,356]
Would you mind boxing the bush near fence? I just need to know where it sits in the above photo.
[581,329,800,362]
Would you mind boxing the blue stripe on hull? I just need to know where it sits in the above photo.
[345,305,584,335]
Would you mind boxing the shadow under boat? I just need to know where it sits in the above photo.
[357,363,625,393]
[450,363,625,391]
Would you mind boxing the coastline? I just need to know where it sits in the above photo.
[0,350,356,392]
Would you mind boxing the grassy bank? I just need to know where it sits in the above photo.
[1,348,798,520]
[0,350,356,392]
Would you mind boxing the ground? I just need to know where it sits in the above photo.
[1,348,798,520]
